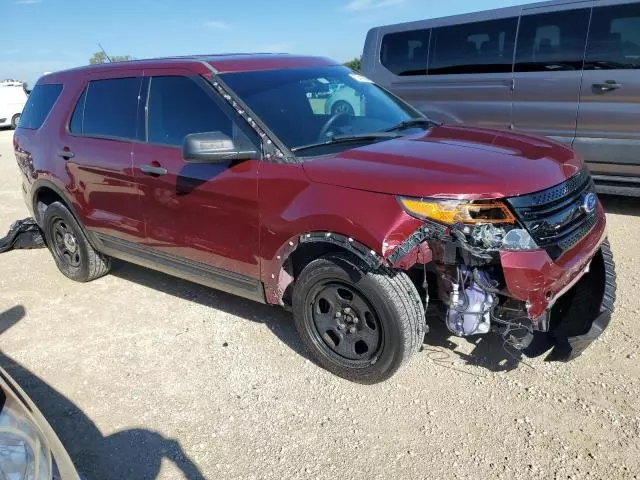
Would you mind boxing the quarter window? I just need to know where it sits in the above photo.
[147,76,234,147]
[69,88,86,134]
[18,83,62,130]
[380,29,430,76]
[585,3,640,69]
[515,9,591,72]
[428,18,518,75]
[83,77,142,140]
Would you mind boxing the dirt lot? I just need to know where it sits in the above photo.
[0,128,638,480]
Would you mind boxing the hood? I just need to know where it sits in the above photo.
[301,125,583,200]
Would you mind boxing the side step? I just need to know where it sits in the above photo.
[0,218,46,254]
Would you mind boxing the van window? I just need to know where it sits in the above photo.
[147,76,233,147]
[18,83,62,130]
[429,18,517,75]
[69,88,86,134]
[83,77,141,140]
[380,29,430,76]
[585,3,640,69]
[515,9,591,72]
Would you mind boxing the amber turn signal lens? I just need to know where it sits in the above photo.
[399,198,516,225]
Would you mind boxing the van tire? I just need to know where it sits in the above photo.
[292,254,425,384]
[10,114,20,129]
[42,202,111,282]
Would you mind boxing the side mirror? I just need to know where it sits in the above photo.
[182,132,259,164]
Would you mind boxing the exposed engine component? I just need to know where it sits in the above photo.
[445,267,496,336]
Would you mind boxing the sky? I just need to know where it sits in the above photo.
[1,0,531,87]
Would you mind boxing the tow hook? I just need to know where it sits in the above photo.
[0,218,46,254]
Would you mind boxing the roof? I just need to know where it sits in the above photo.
[41,54,340,82]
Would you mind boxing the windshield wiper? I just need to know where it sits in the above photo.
[292,132,401,153]
[385,118,440,132]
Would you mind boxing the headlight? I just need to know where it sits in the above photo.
[0,395,52,480]
[399,197,516,225]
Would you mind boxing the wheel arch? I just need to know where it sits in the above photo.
[30,180,99,250]
[263,231,383,306]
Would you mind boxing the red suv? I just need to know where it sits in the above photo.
[14,54,616,383]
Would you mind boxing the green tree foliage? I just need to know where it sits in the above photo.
[344,57,362,71]
[89,52,134,64]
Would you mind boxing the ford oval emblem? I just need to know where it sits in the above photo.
[581,192,597,214]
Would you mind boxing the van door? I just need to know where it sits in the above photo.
[576,0,640,187]
[511,2,593,146]
[420,17,518,130]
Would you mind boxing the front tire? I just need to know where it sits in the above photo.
[330,100,355,116]
[293,254,425,384]
[42,202,111,282]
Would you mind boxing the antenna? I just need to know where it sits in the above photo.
[98,43,112,63]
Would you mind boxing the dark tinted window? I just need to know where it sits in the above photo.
[380,29,430,76]
[18,83,62,129]
[585,3,640,69]
[147,76,233,147]
[69,88,86,134]
[83,77,141,140]
[515,9,590,72]
[429,18,517,75]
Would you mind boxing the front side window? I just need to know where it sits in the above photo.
[83,77,142,140]
[146,76,236,147]
[380,29,430,76]
[515,9,591,72]
[18,83,62,130]
[222,66,422,153]
[429,17,517,75]
[585,3,640,69]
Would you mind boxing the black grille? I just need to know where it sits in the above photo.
[507,170,598,261]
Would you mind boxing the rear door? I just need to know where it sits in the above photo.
[511,2,593,146]
[575,0,640,185]
[59,70,145,242]
[132,71,262,280]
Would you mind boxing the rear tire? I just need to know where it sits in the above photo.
[292,254,425,384]
[42,202,111,282]
[10,114,20,129]
[330,100,355,116]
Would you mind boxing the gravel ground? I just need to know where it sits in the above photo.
[0,128,638,480]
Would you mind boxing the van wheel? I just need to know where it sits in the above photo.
[10,114,20,129]
[292,254,425,384]
[42,202,111,282]
[331,101,355,116]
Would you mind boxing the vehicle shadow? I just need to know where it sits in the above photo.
[109,260,310,360]
[422,314,523,373]
[0,305,206,480]
[600,194,640,217]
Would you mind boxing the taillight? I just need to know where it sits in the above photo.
[12,135,18,151]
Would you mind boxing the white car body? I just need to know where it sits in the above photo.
[0,82,28,128]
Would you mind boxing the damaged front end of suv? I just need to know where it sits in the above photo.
[383,168,616,361]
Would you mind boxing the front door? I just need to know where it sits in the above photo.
[132,72,262,280]
[575,0,640,182]
[511,3,593,146]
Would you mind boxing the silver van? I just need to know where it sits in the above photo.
[361,0,640,196]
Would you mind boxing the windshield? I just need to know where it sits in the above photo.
[221,66,423,153]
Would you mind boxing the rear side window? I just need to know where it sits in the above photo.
[83,77,142,140]
[147,76,233,147]
[585,3,640,69]
[18,83,62,129]
[380,29,430,76]
[515,9,591,72]
[429,17,517,75]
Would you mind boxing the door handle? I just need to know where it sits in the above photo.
[140,164,168,176]
[592,81,622,93]
[57,150,75,160]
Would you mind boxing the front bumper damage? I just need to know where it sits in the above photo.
[383,204,615,362]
